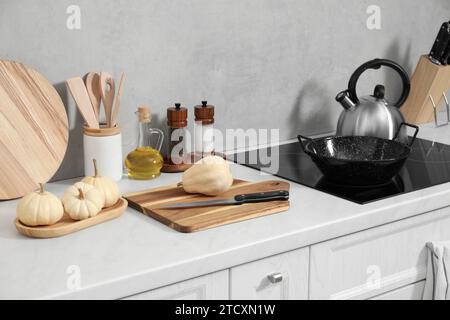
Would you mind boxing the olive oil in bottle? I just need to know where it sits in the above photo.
[125,106,164,180]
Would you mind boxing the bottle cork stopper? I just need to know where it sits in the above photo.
[167,103,188,128]
[194,101,215,125]
[138,106,151,123]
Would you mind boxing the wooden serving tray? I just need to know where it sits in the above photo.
[124,180,290,233]
[15,198,128,239]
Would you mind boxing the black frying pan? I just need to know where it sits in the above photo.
[298,123,419,186]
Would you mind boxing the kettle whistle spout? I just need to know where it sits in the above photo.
[336,91,356,110]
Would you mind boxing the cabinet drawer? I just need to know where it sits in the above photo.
[122,270,228,300]
[310,207,450,300]
[230,248,309,300]
[370,281,425,300]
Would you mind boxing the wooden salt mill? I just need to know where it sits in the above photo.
[194,101,215,161]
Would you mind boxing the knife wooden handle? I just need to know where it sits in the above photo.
[234,190,289,204]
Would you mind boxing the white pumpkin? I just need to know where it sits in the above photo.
[16,183,64,226]
[82,159,120,207]
[62,182,104,220]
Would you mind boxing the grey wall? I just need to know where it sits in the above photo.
[1,0,449,180]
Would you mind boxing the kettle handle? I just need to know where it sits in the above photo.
[347,59,411,109]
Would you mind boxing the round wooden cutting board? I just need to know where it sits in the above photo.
[0,61,69,200]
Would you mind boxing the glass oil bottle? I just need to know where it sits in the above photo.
[125,106,164,180]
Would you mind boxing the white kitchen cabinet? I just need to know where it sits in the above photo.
[230,248,309,300]
[122,270,228,300]
[370,281,425,300]
[309,207,450,300]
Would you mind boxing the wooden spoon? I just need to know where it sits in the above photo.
[66,77,99,129]
[99,72,115,127]
[85,72,101,123]
[111,72,126,127]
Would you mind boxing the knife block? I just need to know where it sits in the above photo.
[402,55,450,124]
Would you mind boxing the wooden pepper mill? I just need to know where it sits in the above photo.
[161,103,192,173]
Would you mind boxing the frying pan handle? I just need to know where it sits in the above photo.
[394,123,419,147]
[297,135,312,153]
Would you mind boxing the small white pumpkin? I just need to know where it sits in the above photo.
[82,159,120,207]
[16,183,64,226]
[62,182,104,221]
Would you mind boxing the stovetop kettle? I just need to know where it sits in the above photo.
[336,59,411,143]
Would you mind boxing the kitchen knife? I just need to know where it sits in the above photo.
[429,21,450,65]
[160,190,289,209]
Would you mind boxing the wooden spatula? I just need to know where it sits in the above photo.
[66,77,99,129]
[111,72,126,127]
[85,72,101,122]
[99,72,115,127]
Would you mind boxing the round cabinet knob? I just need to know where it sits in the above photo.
[267,273,283,284]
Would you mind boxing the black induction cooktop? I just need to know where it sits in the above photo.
[230,137,450,204]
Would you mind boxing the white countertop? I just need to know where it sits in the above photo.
[2,121,450,299]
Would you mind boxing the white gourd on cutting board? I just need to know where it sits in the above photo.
[0,60,69,200]
[179,156,234,196]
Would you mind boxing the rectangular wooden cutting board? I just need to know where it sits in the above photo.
[124,180,290,233]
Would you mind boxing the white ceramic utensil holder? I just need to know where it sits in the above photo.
[83,125,123,181]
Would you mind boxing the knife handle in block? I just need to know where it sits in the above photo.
[430,22,450,64]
